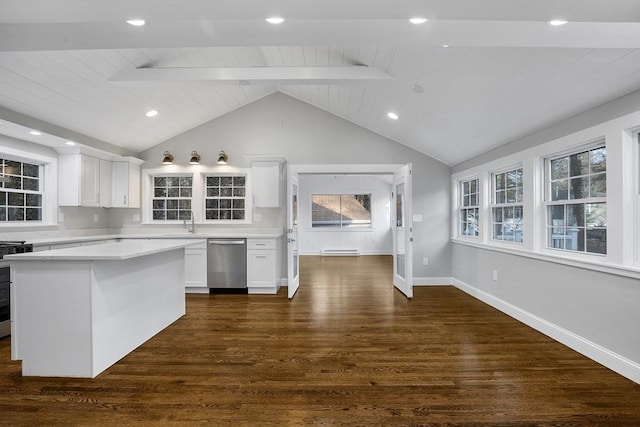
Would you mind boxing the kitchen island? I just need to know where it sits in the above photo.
[6,239,197,378]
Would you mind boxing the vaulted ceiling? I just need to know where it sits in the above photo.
[1,0,639,165]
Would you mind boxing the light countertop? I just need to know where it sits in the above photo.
[5,239,201,261]
[23,228,284,246]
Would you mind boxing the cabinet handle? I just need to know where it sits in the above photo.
[255,256,267,259]
[123,195,127,205]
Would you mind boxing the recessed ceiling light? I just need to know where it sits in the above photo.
[441,44,451,48]
[65,141,76,146]
[549,19,568,26]
[412,84,424,94]
[146,110,158,117]
[266,17,285,24]
[409,17,428,25]
[126,19,146,26]
[29,130,42,136]
[387,112,399,120]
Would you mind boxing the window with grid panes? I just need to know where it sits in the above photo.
[492,167,524,242]
[0,158,42,222]
[152,175,193,221]
[459,178,479,237]
[205,175,246,220]
[546,145,606,254]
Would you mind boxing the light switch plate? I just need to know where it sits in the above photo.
[132,213,141,223]
[413,214,423,222]
[253,213,262,222]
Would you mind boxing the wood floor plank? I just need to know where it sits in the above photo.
[1,255,639,425]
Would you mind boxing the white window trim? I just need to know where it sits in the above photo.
[451,110,640,276]
[141,168,195,225]
[201,170,252,225]
[453,175,481,240]
[0,143,57,228]
[489,164,524,245]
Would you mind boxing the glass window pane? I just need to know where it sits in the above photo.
[312,194,341,227]
[341,194,371,227]
[233,176,246,187]
[586,229,606,254]
[493,224,503,240]
[4,160,21,175]
[23,163,39,178]
[26,194,41,207]
[179,210,191,220]
[551,180,568,201]
[232,199,245,209]
[586,203,606,227]
[506,171,518,188]
[462,181,469,195]
[496,190,505,204]
[167,188,179,197]
[167,200,178,209]
[166,210,178,220]
[569,177,589,200]
[493,207,503,222]
[506,188,516,203]
[206,199,219,209]
[180,188,192,198]
[470,194,477,206]
[232,210,245,220]
[207,188,219,197]
[220,210,232,220]
[495,173,505,191]
[0,191,6,206]
[463,195,470,207]
[549,205,565,227]
[154,177,166,187]
[5,176,21,189]
[549,227,565,249]
[220,199,232,209]
[154,188,167,197]
[220,188,232,197]
[25,208,41,221]
[206,210,219,220]
[0,207,6,221]
[167,177,180,187]
[153,210,165,220]
[233,188,245,197]
[590,148,606,173]
[470,179,477,194]
[516,187,523,203]
[220,177,233,187]
[7,207,24,221]
[179,176,192,187]
[569,151,590,177]
[8,192,25,206]
[590,173,606,197]
[153,200,165,209]
[566,227,585,252]
[207,176,219,186]
[565,204,585,227]
[551,157,568,180]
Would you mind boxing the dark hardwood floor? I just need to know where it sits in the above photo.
[1,255,639,425]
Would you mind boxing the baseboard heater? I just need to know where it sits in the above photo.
[321,249,360,256]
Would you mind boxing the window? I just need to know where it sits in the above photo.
[0,157,42,222]
[459,178,479,237]
[152,175,193,220]
[492,168,523,242]
[312,194,371,228]
[205,175,246,220]
[546,145,606,254]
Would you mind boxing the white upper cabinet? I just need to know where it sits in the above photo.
[251,161,282,208]
[111,161,141,208]
[58,153,142,208]
[59,154,101,207]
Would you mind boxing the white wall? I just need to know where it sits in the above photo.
[131,92,453,279]
[450,91,640,383]
[297,174,392,255]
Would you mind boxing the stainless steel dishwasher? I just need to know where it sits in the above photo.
[207,239,247,292]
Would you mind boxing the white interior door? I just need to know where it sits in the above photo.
[392,164,413,298]
[287,167,300,299]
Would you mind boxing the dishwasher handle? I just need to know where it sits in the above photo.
[208,239,246,245]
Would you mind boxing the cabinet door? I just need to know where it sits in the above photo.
[99,160,112,208]
[111,162,129,208]
[81,155,100,207]
[247,250,276,287]
[185,249,207,287]
[252,161,280,207]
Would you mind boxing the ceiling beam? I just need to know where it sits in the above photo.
[110,66,395,86]
[1,21,639,52]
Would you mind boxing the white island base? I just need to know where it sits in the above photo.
[10,241,190,378]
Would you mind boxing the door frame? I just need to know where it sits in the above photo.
[286,164,409,295]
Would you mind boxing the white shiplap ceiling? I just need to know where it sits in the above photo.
[0,0,639,165]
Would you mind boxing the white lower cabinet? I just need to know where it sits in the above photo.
[184,240,208,294]
[247,238,280,294]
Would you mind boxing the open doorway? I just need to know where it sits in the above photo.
[286,164,413,299]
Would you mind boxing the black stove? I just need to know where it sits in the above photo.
[0,241,33,259]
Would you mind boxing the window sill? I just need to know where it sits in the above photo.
[306,227,375,232]
[451,238,640,280]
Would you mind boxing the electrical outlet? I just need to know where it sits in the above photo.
[492,270,498,281]
[58,212,65,223]
[423,257,429,266]
[132,213,141,223]
[93,214,99,223]
[253,213,262,222]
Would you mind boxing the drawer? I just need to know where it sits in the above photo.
[247,239,275,250]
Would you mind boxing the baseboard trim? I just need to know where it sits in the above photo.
[449,277,640,385]
[413,277,455,286]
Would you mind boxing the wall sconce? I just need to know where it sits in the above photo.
[162,151,174,165]
[217,150,228,165]
[189,151,201,165]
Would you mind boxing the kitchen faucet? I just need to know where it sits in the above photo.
[184,210,195,234]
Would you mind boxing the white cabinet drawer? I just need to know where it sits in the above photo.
[247,239,276,250]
